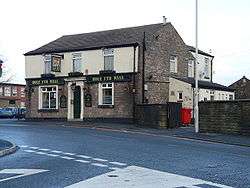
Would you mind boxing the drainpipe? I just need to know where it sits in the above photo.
[211,56,214,82]
[133,46,136,122]
[142,32,146,103]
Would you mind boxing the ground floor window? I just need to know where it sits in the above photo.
[39,86,58,109]
[98,83,114,105]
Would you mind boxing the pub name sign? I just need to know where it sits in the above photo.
[29,79,65,86]
[86,74,132,83]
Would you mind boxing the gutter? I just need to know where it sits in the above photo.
[24,43,139,56]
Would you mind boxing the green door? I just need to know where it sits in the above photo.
[73,86,81,119]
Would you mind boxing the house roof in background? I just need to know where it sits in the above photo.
[25,23,170,56]
[186,45,214,58]
[172,76,234,92]
[228,76,250,88]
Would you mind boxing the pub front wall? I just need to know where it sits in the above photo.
[25,77,134,120]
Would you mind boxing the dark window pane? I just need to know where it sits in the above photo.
[42,93,49,108]
[103,88,112,104]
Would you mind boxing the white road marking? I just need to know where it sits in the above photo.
[35,152,47,155]
[92,158,108,162]
[0,169,48,183]
[77,155,91,159]
[109,162,127,166]
[65,166,233,188]
[38,148,50,151]
[51,150,63,154]
[20,145,28,148]
[46,153,59,157]
[24,149,36,153]
[61,156,75,160]
[29,147,39,150]
[63,152,76,156]
[91,163,108,168]
[75,159,90,163]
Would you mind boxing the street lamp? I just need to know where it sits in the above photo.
[194,0,199,133]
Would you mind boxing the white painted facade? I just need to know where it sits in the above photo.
[169,77,235,109]
[169,77,193,109]
[25,46,139,78]
[188,52,213,82]
[199,88,235,101]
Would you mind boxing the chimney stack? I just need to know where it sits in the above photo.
[163,16,167,25]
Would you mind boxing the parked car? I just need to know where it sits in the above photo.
[0,108,15,118]
[0,107,26,119]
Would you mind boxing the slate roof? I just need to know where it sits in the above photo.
[172,76,234,92]
[186,45,214,58]
[25,23,168,56]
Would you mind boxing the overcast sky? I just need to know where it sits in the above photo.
[0,0,249,85]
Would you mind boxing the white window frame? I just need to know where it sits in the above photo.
[98,83,114,105]
[72,53,82,72]
[4,86,11,96]
[38,85,58,110]
[0,87,3,96]
[20,87,25,97]
[170,55,178,73]
[12,86,17,96]
[44,55,51,74]
[103,48,114,71]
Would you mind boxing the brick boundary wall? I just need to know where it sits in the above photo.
[135,103,181,129]
[199,100,250,135]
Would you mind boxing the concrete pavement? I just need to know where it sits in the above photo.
[0,139,18,157]
[0,120,250,187]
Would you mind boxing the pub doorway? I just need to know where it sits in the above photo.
[73,86,81,119]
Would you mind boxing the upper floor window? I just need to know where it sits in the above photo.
[99,83,114,105]
[188,60,194,77]
[4,86,11,96]
[229,94,234,100]
[204,57,209,78]
[20,88,25,97]
[44,55,51,74]
[0,87,3,96]
[12,87,17,96]
[170,55,178,73]
[72,53,82,72]
[177,91,183,101]
[103,49,114,71]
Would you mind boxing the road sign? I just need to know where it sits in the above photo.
[0,169,48,183]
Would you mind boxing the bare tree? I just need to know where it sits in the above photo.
[0,56,15,83]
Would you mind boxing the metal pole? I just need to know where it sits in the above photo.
[194,0,199,133]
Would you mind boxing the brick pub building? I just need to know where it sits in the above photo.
[25,19,205,122]
[0,83,26,107]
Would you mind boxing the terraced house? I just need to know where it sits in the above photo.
[24,19,232,122]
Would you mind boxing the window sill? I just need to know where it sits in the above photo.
[41,73,55,78]
[99,70,116,75]
[68,72,84,77]
[98,105,114,108]
[38,109,59,112]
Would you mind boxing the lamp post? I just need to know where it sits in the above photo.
[194,0,199,133]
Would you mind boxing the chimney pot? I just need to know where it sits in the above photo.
[163,16,167,25]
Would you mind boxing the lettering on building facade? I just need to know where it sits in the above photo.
[86,74,132,83]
